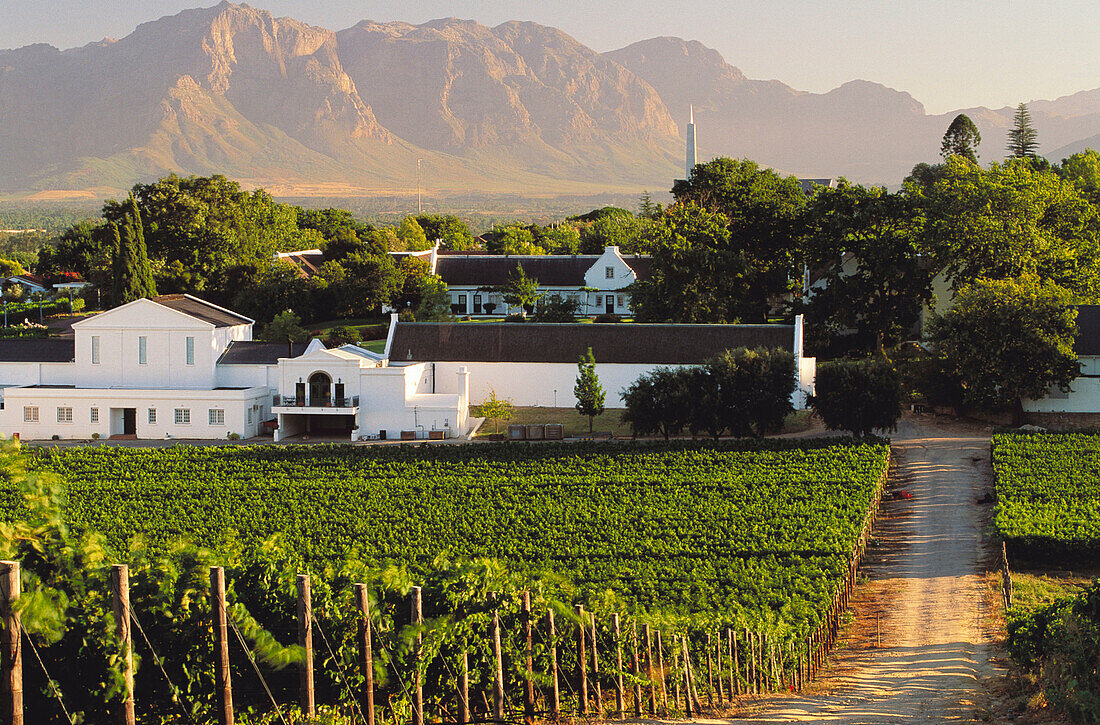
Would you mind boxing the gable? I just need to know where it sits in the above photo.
[72,298,214,331]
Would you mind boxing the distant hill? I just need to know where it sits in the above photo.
[0,2,1097,199]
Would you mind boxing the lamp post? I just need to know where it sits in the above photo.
[417,158,423,214]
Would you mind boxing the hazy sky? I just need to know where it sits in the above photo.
[2,0,1098,114]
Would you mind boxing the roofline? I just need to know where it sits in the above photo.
[71,297,216,329]
[393,321,795,330]
[183,294,254,326]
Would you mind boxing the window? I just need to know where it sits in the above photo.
[148,408,157,424]
[209,409,225,425]
[247,409,253,425]
[605,266,615,279]
[23,406,38,423]
[90,408,99,423]
[174,408,190,425]
[91,335,100,365]
[457,294,467,306]
[138,336,147,365]
[617,295,625,307]
[185,336,194,366]
[57,407,73,423]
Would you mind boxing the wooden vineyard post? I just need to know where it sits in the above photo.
[521,593,535,725]
[491,609,505,724]
[680,635,693,718]
[644,624,656,716]
[354,584,376,725]
[1,561,22,725]
[459,649,470,725]
[411,586,424,725]
[716,632,725,705]
[612,614,625,719]
[706,632,714,707]
[297,574,315,717]
[547,610,560,718]
[670,635,680,711]
[575,605,588,715]
[655,630,667,713]
[111,565,136,725]
[631,622,642,717]
[210,566,233,725]
[1002,542,1013,610]
[590,613,602,716]
[729,629,738,697]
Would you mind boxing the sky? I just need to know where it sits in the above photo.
[1,0,1098,114]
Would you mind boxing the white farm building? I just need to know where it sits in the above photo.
[0,295,814,442]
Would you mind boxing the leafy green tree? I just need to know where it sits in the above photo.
[0,258,24,277]
[490,224,544,255]
[1059,149,1100,207]
[801,183,931,356]
[471,389,514,434]
[630,202,742,322]
[671,157,807,321]
[415,214,475,250]
[941,113,981,162]
[710,347,796,437]
[495,264,544,316]
[810,359,904,436]
[341,253,403,317]
[574,347,606,433]
[620,366,690,439]
[112,196,157,304]
[395,216,430,251]
[327,325,361,346]
[261,310,309,342]
[1007,103,1039,158]
[638,191,663,220]
[532,294,580,322]
[915,156,1100,297]
[929,276,1079,424]
[413,276,451,321]
[536,225,583,254]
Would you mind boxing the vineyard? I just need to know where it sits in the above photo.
[991,432,1100,559]
[0,438,889,723]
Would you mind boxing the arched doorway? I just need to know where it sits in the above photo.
[308,372,331,407]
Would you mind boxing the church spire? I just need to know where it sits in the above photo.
[685,105,697,179]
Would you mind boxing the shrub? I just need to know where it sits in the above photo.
[482,302,497,315]
[327,325,361,346]
[811,359,903,436]
[227,432,241,441]
[505,313,526,323]
[594,313,621,323]
[620,367,690,439]
[533,294,579,323]
[90,433,100,440]
[397,309,416,322]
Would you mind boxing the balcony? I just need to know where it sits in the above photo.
[272,394,359,416]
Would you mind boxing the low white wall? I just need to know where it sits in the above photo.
[1024,376,1100,413]
[0,387,270,440]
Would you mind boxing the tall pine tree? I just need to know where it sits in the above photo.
[1006,102,1039,158]
[940,113,981,163]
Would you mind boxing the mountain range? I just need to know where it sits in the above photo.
[1,1,1098,200]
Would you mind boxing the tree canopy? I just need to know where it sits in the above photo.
[941,113,981,163]
[1007,102,1039,158]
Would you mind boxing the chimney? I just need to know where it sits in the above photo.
[287,337,293,358]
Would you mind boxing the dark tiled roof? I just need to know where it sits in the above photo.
[623,256,651,281]
[217,341,311,365]
[153,295,252,328]
[0,339,74,363]
[1075,305,1100,356]
[390,322,795,364]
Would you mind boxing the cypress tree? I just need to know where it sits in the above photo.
[110,221,124,306]
[574,346,606,433]
[1006,103,1039,158]
[127,195,157,299]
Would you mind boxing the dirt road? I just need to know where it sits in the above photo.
[718,416,1000,723]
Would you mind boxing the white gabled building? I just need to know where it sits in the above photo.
[0,295,469,442]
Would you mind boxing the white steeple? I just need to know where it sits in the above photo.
[685,105,697,179]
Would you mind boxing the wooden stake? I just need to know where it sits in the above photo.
[576,605,588,715]
[210,566,233,725]
[612,614,625,719]
[671,634,680,711]
[491,610,505,724]
[521,593,535,725]
[111,565,135,725]
[297,574,315,717]
[590,613,602,716]
[547,610,560,718]
[354,584,375,725]
[655,630,667,713]
[644,624,656,716]
[1,561,22,725]
[730,629,738,697]
[631,622,642,717]
[716,632,725,705]
[706,632,714,707]
[411,586,424,725]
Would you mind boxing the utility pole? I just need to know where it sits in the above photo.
[417,158,423,214]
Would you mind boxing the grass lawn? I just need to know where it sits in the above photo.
[362,339,386,353]
[472,406,813,438]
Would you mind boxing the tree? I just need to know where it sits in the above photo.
[630,202,742,323]
[574,347,606,433]
[413,276,451,321]
[620,367,690,439]
[810,359,904,436]
[532,294,580,323]
[671,157,807,321]
[471,389,514,435]
[395,216,430,251]
[800,183,931,356]
[415,214,475,250]
[915,156,1100,298]
[1007,102,1039,158]
[495,264,544,317]
[1059,149,1100,207]
[941,113,981,163]
[928,276,1079,424]
[490,224,544,255]
[112,195,157,305]
[710,347,797,437]
[261,310,309,342]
